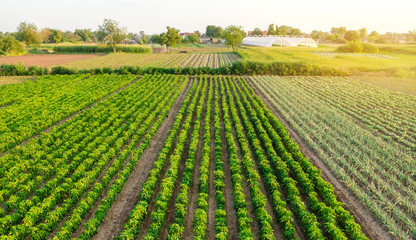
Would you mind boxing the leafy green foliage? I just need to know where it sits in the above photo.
[337,40,379,53]
[52,45,151,53]
[0,36,25,55]
[206,25,223,39]
[97,19,127,52]
[222,25,246,52]
[161,27,182,51]
[344,30,361,41]
[16,21,40,48]
[75,29,96,43]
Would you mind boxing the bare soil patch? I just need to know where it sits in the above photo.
[0,54,102,67]
[246,77,395,240]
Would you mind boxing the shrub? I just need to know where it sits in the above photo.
[337,40,364,53]
[52,45,151,54]
[337,41,379,54]
[362,43,379,53]
[0,36,25,55]
[50,66,77,75]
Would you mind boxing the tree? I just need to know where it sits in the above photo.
[150,34,163,46]
[16,22,40,48]
[222,25,245,52]
[75,29,95,43]
[344,30,361,41]
[183,34,199,43]
[267,24,275,35]
[331,26,347,37]
[161,27,181,52]
[0,36,25,55]
[49,29,63,43]
[275,25,281,35]
[139,31,148,44]
[408,29,416,42]
[252,28,263,36]
[40,28,52,43]
[97,19,127,52]
[310,30,327,42]
[206,25,223,38]
[63,31,81,43]
[359,28,367,38]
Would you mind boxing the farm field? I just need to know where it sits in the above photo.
[0,54,100,67]
[0,74,373,240]
[249,76,416,239]
[238,45,416,77]
[60,53,240,69]
[0,76,35,85]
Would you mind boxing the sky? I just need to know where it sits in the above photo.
[1,0,415,34]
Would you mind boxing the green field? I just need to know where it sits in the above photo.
[59,53,240,69]
[250,75,416,239]
[0,74,371,240]
[238,44,416,77]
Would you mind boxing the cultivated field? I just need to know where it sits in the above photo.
[250,76,416,239]
[0,75,374,240]
[0,54,100,67]
[60,53,240,69]
[239,45,416,77]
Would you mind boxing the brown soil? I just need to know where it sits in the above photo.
[0,54,102,67]
[91,79,192,240]
[246,77,395,240]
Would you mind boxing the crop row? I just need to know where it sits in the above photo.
[115,77,200,239]
[250,76,415,239]
[288,76,416,149]
[237,77,367,239]
[0,74,186,239]
[0,74,81,107]
[0,74,136,153]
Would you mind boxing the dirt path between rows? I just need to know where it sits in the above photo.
[246,77,395,240]
[91,78,192,240]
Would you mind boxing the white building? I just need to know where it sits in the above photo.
[242,36,318,48]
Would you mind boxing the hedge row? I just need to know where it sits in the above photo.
[52,45,151,53]
[0,61,345,76]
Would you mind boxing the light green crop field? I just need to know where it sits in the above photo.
[238,44,416,77]
[59,53,240,69]
[0,76,35,85]
[356,76,416,96]
[250,76,416,239]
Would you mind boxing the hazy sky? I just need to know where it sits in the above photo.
[1,0,415,34]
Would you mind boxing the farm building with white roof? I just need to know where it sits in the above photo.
[242,36,318,48]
